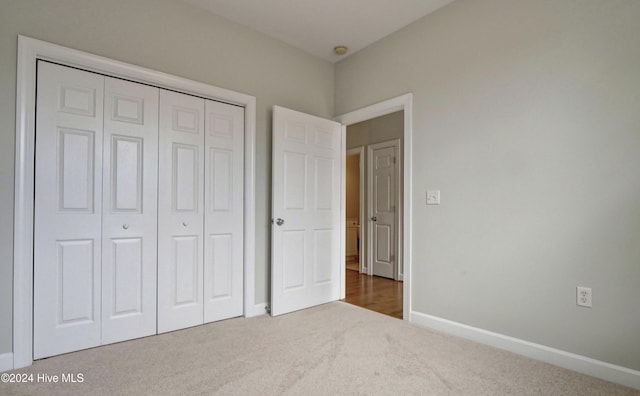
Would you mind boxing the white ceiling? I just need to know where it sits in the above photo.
[182,0,455,63]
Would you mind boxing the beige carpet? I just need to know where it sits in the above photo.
[2,302,638,395]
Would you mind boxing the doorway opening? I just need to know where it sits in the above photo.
[342,111,404,319]
[345,147,363,273]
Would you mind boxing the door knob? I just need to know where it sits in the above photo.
[276,218,285,226]
[122,224,129,230]
[182,221,188,227]
[371,217,377,221]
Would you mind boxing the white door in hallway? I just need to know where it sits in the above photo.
[157,90,205,333]
[101,77,159,344]
[271,106,342,316]
[34,62,105,359]
[369,140,398,280]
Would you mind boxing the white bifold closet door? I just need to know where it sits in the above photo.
[101,77,159,344]
[34,62,158,358]
[203,100,244,322]
[158,90,206,333]
[158,91,244,333]
[34,61,244,357]
[34,62,104,359]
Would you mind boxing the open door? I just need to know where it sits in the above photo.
[271,106,342,316]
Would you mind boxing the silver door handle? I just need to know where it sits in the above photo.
[276,218,285,226]
[371,217,377,221]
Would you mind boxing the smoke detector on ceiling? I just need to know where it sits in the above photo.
[334,45,348,56]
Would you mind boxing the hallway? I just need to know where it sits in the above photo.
[343,268,403,319]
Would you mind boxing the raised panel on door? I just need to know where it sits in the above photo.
[173,236,200,305]
[282,230,305,290]
[158,90,205,333]
[101,77,158,344]
[271,106,341,316]
[34,61,104,359]
[370,144,396,279]
[204,100,244,322]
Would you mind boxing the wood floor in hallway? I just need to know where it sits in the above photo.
[343,268,403,319]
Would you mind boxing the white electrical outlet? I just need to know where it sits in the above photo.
[576,287,592,308]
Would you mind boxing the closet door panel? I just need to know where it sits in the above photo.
[34,62,104,359]
[101,77,159,344]
[158,90,205,333]
[204,100,244,322]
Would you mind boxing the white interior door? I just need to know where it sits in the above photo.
[369,141,398,279]
[158,90,205,333]
[101,77,159,344]
[34,62,105,359]
[271,106,342,316]
[203,100,244,322]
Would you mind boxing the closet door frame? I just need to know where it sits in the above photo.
[13,35,257,369]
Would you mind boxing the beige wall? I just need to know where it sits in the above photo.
[346,111,404,151]
[0,0,334,354]
[336,0,640,370]
[346,111,404,273]
[345,154,360,220]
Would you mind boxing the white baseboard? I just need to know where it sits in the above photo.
[410,311,640,390]
[0,352,13,372]
[246,303,268,318]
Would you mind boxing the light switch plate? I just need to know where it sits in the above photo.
[426,190,440,205]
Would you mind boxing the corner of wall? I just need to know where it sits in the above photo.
[410,310,640,391]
